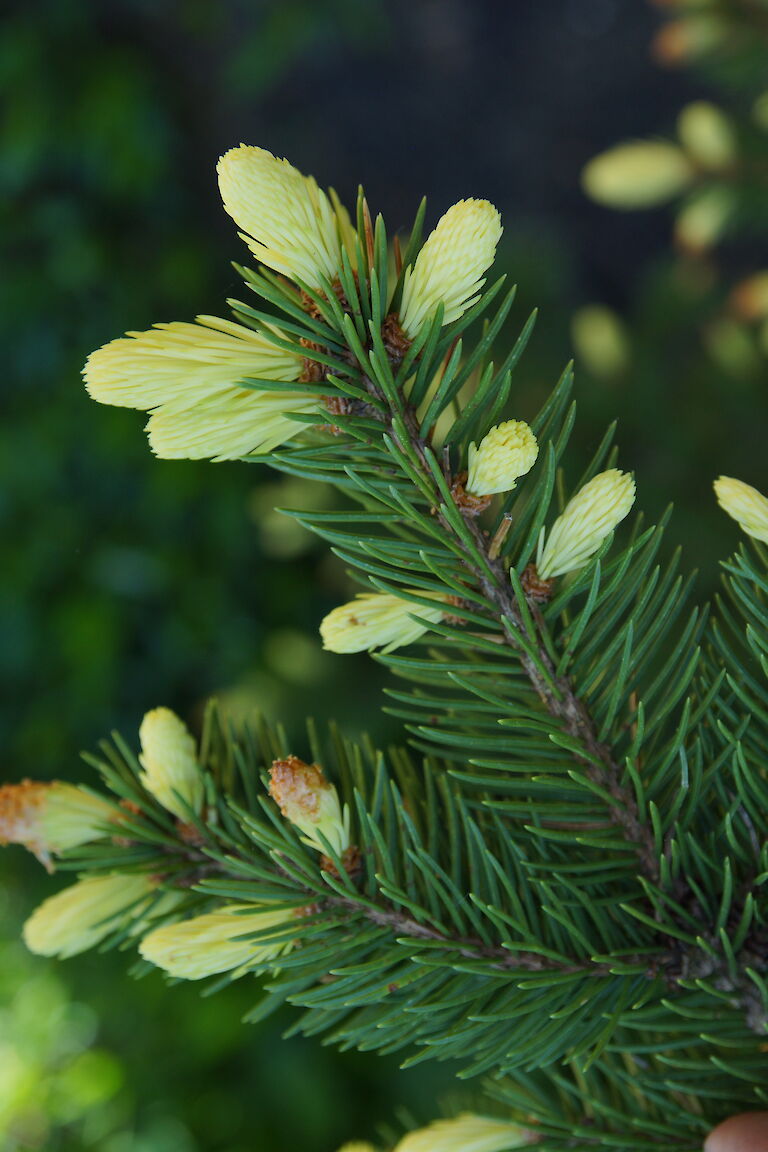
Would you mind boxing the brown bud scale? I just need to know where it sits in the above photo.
[449,471,493,517]
[299,338,326,385]
[442,594,470,628]
[320,844,362,878]
[381,313,412,366]
[0,780,48,846]
[521,563,555,604]
[270,756,329,821]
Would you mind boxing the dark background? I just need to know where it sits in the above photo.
[2,1,767,1148]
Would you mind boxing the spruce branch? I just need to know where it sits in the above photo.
[18,143,768,1147]
[5,696,768,1139]
[359,365,659,882]
[286,267,661,883]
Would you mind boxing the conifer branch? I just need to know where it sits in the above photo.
[156,778,765,1014]
[359,365,660,882]
[19,142,768,1145]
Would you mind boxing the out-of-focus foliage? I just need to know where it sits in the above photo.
[0,0,392,777]
[576,0,768,577]
[0,895,124,1150]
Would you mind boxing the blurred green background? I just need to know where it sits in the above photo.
[2,0,768,1147]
